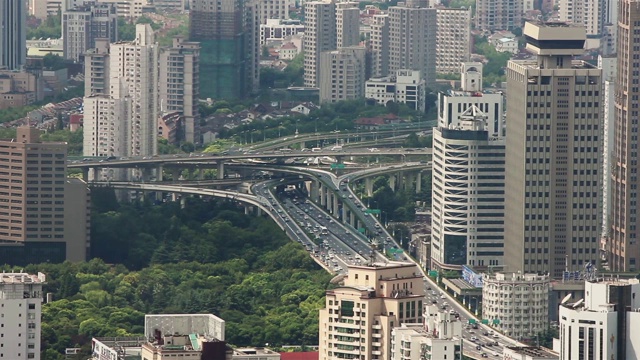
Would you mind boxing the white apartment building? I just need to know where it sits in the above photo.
[495,38,519,54]
[0,272,46,360]
[435,7,471,74]
[391,323,462,360]
[388,0,437,89]
[437,62,504,136]
[365,69,426,112]
[336,2,360,49]
[318,262,425,360]
[559,278,640,360]
[159,37,200,144]
[83,24,158,166]
[260,19,304,46]
[319,46,366,104]
[30,0,149,19]
[369,14,389,78]
[482,272,549,339]
[62,2,118,63]
[431,106,505,270]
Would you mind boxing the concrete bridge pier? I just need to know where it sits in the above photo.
[332,194,339,217]
[172,168,181,181]
[365,178,373,197]
[309,180,319,202]
[349,211,356,227]
[171,193,178,202]
[197,168,205,180]
[180,196,187,208]
[342,205,347,222]
[389,174,396,191]
[217,162,225,180]
[319,184,327,207]
[416,172,422,193]
[404,172,414,192]
[82,168,89,182]
[157,165,164,181]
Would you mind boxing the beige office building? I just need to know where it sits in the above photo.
[84,38,111,96]
[435,7,471,74]
[0,127,89,264]
[159,37,200,144]
[609,0,640,272]
[319,46,366,104]
[388,0,437,89]
[475,0,523,31]
[318,262,425,360]
[62,2,118,63]
[504,21,602,278]
[258,0,291,23]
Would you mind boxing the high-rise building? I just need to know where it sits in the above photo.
[336,2,360,49]
[159,37,201,144]
[559,278,640,360]
[258,0,291,23]
[0,0,26,70]
[84,38,111,96]
[475,0,523,31]
[431,105,505,270]
[609,0,640,273]
[189,0,260,99]
[303,1,360,88]
[62,2,118,63]
[388,0,437,89]
[437,63,504,136]
[558,0,618,45]
[599,55,616,249]
[319,46,366,104]
[435,7,471,75]
[482,272,549,339]
[83,24,159,163]
[318,262,425,360]
[369,14,389,78]
[0,272,46,360]
[303,1,336,88]
[0,127,90,264]
[259,19,305,46]
[505,21,602,278]
[365,69,426,112]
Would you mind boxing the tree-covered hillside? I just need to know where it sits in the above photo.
[21,191,332,360]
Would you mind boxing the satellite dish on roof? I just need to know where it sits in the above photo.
[572,298,584,308]
[561,293,572,305]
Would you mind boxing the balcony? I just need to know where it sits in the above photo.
[372,324,382,330]
[372,333,382,338]
[372,351,382,356]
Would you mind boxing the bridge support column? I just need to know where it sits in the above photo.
[310,180,319,202]
[365,178,373,197]
[389,174,396,192]
[256,207,263,216]
[82,168,89,182]
[416,172,422,193]
[180,196,187,208]
[171,193,178,202]
[342,205,347,222]
[350,211,356,227]
[332,194,339,217]
[217,162,225,180]
[404,172,414,192]
[157,165,163,181]
[245,206,251,215]
[319,184,326,207]
[172,168,181,181]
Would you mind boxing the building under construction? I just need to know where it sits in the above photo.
[189,0,259,100]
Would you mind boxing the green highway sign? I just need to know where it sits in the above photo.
[330,163,346,169]
[481,319,489,325]
[428,270,438,277]
[358,228,366,233]
[468,319,477,324]
[365,209,381,215]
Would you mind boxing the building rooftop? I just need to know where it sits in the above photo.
[234,347,280,356]
[0,272,46,284]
